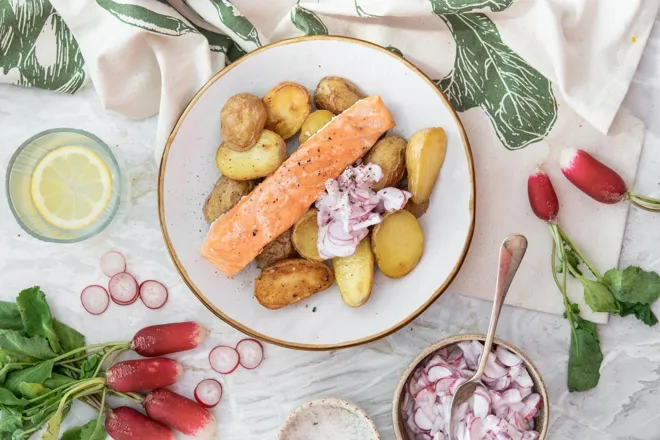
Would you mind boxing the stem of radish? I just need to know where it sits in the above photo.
[50,342,129,364]
[549,223,579,346]
[110,391,144,404]
[629,194,660,212]
[556,226,603,279]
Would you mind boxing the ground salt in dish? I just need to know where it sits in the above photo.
[402,341,542,440]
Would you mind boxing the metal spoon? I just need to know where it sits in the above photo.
[448,234,528,440]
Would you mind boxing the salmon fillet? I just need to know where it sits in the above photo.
[201,95,395,276]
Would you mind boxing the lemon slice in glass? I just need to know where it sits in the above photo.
[31,146,113,230]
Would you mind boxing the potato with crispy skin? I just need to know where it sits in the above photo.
[363,135,407,191]
[255,259,334,309]
[215,129,287,180]
[256,229,297,268]
[203,176,256,223]
[263,81,311,140]
[314,76,365,115]
[371,210,424,278]
[332,236,374,307]
[406,127,447,204]
[299,110,334,144]
[220,93,267,151]
[292,209,323,261]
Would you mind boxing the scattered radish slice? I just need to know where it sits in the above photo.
[80,285,110,315]
[108,272,139,305]
[209,346,240,374]
[194,379,223,408]
[236,338,264,370]
[100,251,126,277]
[139,280,169,309]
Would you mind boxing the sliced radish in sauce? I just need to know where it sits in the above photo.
[139,280,168,309]
[236,338,264,370]
[403,342,542,440]
[81,285,110,315]
[108,272,139,305]
[100,251,126,277]
[209,346,239,374]
[194,379,223,408]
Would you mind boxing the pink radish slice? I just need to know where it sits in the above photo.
[194,379,223,408]
[209,346,240,374]
[236,338,264,370]
[81,285,110,315]
[100,251,126,277]
[108,272,139,305]
[139,280,169,309]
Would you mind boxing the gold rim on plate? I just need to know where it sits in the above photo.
[158,35,476,351]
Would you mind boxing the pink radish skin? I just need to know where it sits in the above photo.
[236,338,264,370]
[108,272,139,305]
[139,280,169,309]
[106,358,183,393]
[80,285,110,315]
[144,388,216,439]
[527,169,559,221]
[209,345,240,374]
[194,379,223,408]
[100,251,127,277]
[131,322,207,357]
[560,147,627,204]
[105,407,174,440]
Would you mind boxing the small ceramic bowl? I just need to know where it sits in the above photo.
[278,397,380,440]
[392,334,549,440]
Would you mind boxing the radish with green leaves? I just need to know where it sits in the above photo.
[528,167,660,392]
[561,147,660,211]
[144,388,216,439]
[105,407,174,440]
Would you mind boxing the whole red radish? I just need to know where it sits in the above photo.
[528,169,559,221]
[105,407,174,440]
[106,358,182,392]
[144,388,216,439]
[131,322,207,357]
[561,147,660,210]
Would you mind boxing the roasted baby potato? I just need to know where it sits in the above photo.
[255,259,334,309]
[203,176,256,223]
[332,236,374,307]
[220,93,267,151]
[363,135,407,191]
[263,81,311,140]
[215,129,287,180]
[314,76,365,115]
[404,197,430,219]
[299,110,334,144]
[406,127,447,204]
[256,229,297,268]
[292,208,323,261]
[371,210,424,278]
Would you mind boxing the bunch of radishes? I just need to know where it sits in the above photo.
[528,147,660,392]
[81,251,169,314]
[68,321,265,440]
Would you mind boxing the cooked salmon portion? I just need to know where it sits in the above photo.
[201,96,395,276]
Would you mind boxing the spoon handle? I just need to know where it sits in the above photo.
[474,234,528,380]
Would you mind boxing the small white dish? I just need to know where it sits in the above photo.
[277,398,380,440]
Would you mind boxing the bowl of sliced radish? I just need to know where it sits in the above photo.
[392,334,548,440]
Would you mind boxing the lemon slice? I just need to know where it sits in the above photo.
[31,146,112,230]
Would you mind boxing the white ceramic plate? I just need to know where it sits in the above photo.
[159,36,474,350]
[277,398,380,440]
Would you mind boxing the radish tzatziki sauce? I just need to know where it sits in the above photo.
[402,340,542,440]
[315,163,410,259]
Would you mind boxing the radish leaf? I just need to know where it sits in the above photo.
[0,330,55,360]
[5,360,53,395]
[581,279,618,313]
[80,419,107,440]
[61,427,82,440]
[616,301,658,326]
[0,302,23,331]
[604,266,660,304]
[52,320,85,354]
[568,315,602,392]
[0,388,28,406]
[16,287,61,353]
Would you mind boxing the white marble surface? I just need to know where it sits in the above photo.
[2,22,660,440]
